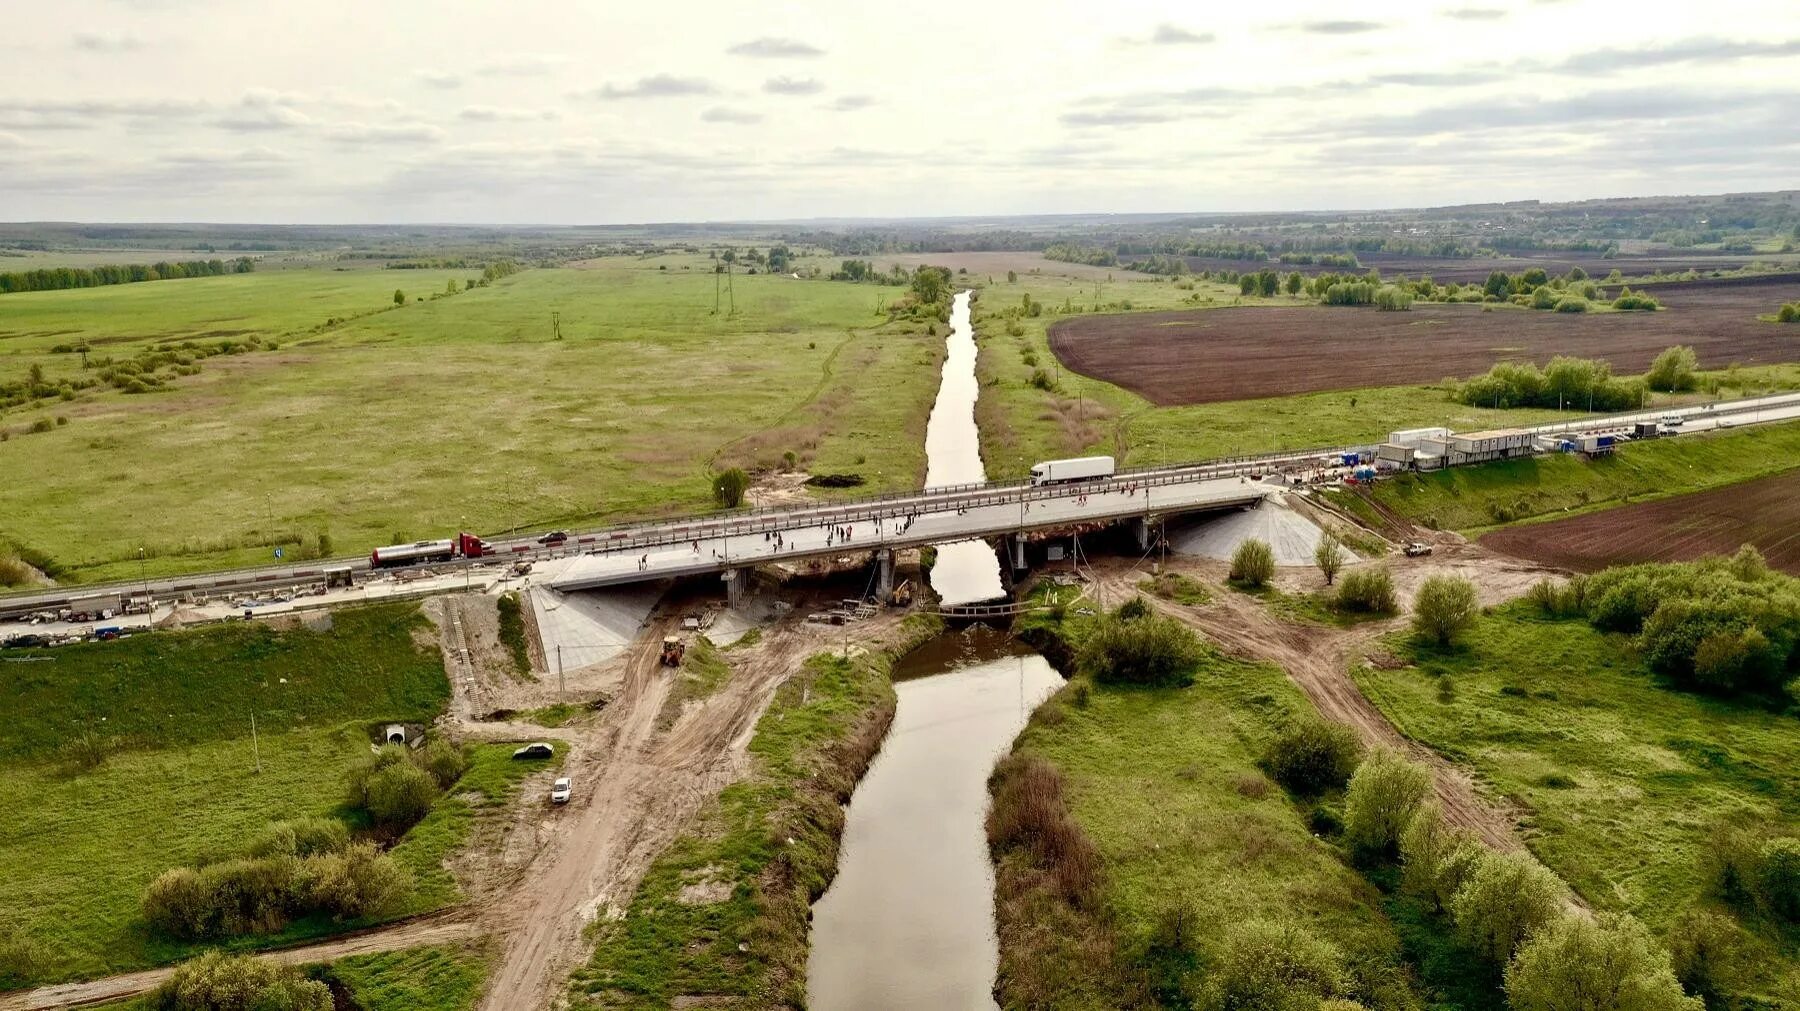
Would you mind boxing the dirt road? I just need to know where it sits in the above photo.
[0,915,481,1011]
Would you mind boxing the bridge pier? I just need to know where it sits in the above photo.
[722,568,747,607]
[876,549,895,599]
[1009,534,1027,572]
[1130,516,1151,552]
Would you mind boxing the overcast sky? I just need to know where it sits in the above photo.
[4,0,1798,224]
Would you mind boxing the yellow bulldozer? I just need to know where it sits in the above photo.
[659,635,685,667]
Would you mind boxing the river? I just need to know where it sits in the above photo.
[807,291,1061,1009]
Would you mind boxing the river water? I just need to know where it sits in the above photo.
[807,629,1061,1009]
[807,291,1061,1009]
[922,290,1004,607]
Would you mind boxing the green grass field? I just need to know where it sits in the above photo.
[328,940,494,1011]
[1003,607,1425,1007]
[1356,603,1800,999]
[1354,418,1800,533]
[0,603,520,986]
[0,258,933,582]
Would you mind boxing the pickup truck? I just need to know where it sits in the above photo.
[1403,542,1433,557]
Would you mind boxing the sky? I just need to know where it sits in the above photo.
[4,0,1799,224]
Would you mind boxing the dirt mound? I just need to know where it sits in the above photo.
[1169,499,1358,567]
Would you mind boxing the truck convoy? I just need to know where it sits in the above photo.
[1029,455,1116,486]
[370,532,492,568]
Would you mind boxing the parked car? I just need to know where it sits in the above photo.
[512,742,554,760]
[537,531,569,545]
[1403,542,1434,557]
[551,777,572,804]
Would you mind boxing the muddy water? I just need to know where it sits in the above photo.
[924,290,1005,606]
[808,627,1062,1009]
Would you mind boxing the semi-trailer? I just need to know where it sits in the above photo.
[370,532,491,568]
[1028,455,1116,486]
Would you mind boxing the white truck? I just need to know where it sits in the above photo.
[1029,455,1116,486]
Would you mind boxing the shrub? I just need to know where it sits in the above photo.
[1757,836,1800,921]
[246,817,349,859]
[1334,567,1397,614]
[143,867,216,939]
[0,921,40,990]
[1666,908,1746,1003]
[202,857,298,936]
[1074,606,1204,687]
[1779,302,1799,323]
[711,467,750,508]
[1342,748,1432,857]
[1197,920,1349,1010]
[1530,286,1558,310]
[362,761,437,830]
[1504,913,1698,1011]
[1399,805,1483,911]
[1262,718,1361,795]
[417,738,470,790]
[1553,296,1589,313]
[1645,345,1699,392]
[1450,850,1566,964]
[1612,286,1661,311]
[150,950,332,1011]
[1412,575,1479,647]
[1229,538,1275,588]
[987,754,1102,908]
[300,841,409,920]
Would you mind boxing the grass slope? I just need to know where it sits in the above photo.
[1358,418,1800,533]
[329,940,495,1011]
[570,615,940,1009]
[1355,603,1800,998]
[0,603,475,986]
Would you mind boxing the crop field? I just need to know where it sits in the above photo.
[1356,604,1800,997]
[1479,467,1800,575]
[0,258,935,581]
[0,603,469,985]
[1047,272,1800,406]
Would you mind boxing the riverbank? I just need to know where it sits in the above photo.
[568,611,942,1008]
[996,600,1425,1008]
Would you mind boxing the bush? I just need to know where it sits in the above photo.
[1197,920,1349,1010]
[143,867,216,939]
[202,857,298,936]
[987,754,1102,908]
[1399,805,1483,911]
[417,738,470,790]
[1666,908,1746,1003]
[1450,850,1566,964]
[150,950,332,1011]
[1530,286,1558,310]
[362,761,437,830]
[1645,345,1699,392]
[1334,568,1397,614]
[1412,575,1479,647]
[1504,913,1698,1011]
[246,817,349,859]
[1074,606,1204,687]
[1262,718,1361,795]
[712,467,750,508]
[1229,538,1275,588]
[1756,837,1800,921]
[496,591,531,674]
[299,841,409,920]
[1314,535,1344,586]
[1553,296,1589,313]
[1342,748,1432,857]
[1778,302,1799,323]
[1612,286,1661,311]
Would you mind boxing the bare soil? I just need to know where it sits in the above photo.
[1180,250,1792,285]
[1049,272,1800,406]
[1480,468,1800,575]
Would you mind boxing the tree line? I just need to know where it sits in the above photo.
[0,256,254,294]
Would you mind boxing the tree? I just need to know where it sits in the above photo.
[1645,345,1699,392]
[1262,717,1361,795]
[392,289,404,306]
[1075,605,1204,687]
[1343,748,1432,856]
[712,467,750,508]
[1314,535,1345,585]
[1504,913,1701,1011]
[909,265,951,305]
[1450,850,1566,963]
[1230,538,1275,588]
[445,278,457,295]
[1412,575,1479,647]
[150,950,331,1011]
[1400,804,1482,910]
[1665,908,1746,1003]
[363,761,437,830]
[1285,271,1303,295]
[1006,270,1017,284]
[1484,270,1512,298]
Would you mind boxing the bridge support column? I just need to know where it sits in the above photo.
[1009,534,1027,572]
[722,568,747,607]
[876,550,895,599]
[1130,516,1151,552]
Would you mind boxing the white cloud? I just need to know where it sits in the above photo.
[826,95,876,112]
[701,106,762,124]
[727,37,824,58]
[764,76,823,96]
[459,105,557,122]
[72,32,143,52]
[583,75,717,100]
[326,122,446,144]
[417,70,463,89]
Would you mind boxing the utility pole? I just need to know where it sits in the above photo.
[551,311,562,341]
[557,644,564,696]
[250,711,261,774]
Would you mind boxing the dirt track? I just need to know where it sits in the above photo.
[1480,467,1800,576]
[1049,272,1800,406]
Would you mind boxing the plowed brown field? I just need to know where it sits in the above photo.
[1480,469,1800,575]
[1047,272,1800,406]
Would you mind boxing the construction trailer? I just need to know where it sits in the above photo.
[1387,426,1451,449]
[1447,428,1534,464]
[1375,443,1416,467]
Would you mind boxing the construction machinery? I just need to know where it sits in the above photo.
[660,635,686,667]
[888,579,914,606]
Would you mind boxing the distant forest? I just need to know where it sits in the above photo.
[0,257,255,294]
